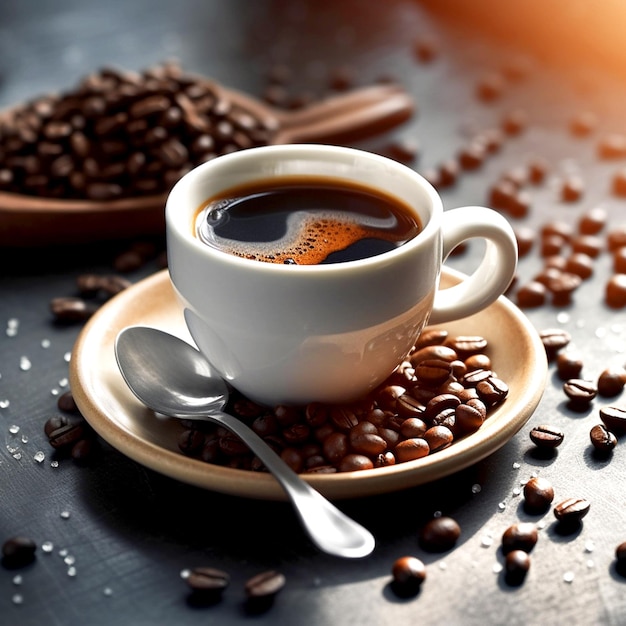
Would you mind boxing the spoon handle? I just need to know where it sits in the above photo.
[274,84,415,144]
[203,410,375,558]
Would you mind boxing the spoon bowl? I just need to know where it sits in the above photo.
[114,325,376,559]
[0,80,414,247]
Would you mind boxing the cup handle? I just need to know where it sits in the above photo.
[429,206,518,325]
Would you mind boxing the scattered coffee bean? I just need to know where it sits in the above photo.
[569,111,598,136]
[578,206,608,234]
[56,390,80,413]
[605,274,626,308]
[613,248,626,273]
[50,297,99,323]
[539,328,571,360]
[597,366,626,396]
[44,414,70,437]
[597,133,626,159]
[516,281,547,308]
[186,566,230,603]
[390,556,427,597]
[608,226,626,252]
[501,523,538,554]
[244,570,285,612]
[523,476,555,513]
[504,550,531,586]
[561,175,585,202]
[612,168,626,197]
[529,425,564,449]
[419,516,461,552]
[2,536,37,568]
[553,497,590,525]
[599,405,626,433]
[501,109,527,135]
[556,351,584,381]
[563,379,597,410]
[589,423,617,454]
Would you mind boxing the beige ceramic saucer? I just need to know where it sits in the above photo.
[70,268,547,501]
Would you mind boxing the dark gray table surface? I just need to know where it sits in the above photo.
[3,1,626,624]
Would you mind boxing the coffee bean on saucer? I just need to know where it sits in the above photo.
[504,550,531,586]
[589,423,617,454]
[391,556,427,597]
[529,425,564,449]
[419,516,461,552]
[2,536,37,568]
[523,476,555,513]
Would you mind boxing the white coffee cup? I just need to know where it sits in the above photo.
[166,144,517,406]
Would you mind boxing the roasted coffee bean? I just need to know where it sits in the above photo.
[610,247,626,275]
[454,402,485,434]
[547,271,582,306]
[56,390,79,413]
[527,156,549,184]
[44,414,70,437]
[423,425,453,452]
[501,523,538,554]
[612,168,626,197]
[424,393,461,420]
[501,109,527,135]
[476,377,509,406]
[608,225,626,252]
[71,437,98,463]
[394,438,429,462]
[381,139,420,164]
[589,423,617,453]
[554,497,590,525]
[48,421,88,449]
[444,335,488,358]
[244,568,285,598]
[280,447,304,473]
[50,297,98,323]
[322,432,349,464]
[539,328,571,359]
[390,556,427,597]
[462,368,494,387]
[2,536,37,568]
[598,133,626,159]
[419,516,461,552]
[599,405,626,433]
[304,402,329,427]
[563,379,597,409]
[178,429,205,455]
[515,226,535,257]
[560,175,584,202]
[396,393,425,418]
[415,328,449,348]
[597,366,626,396]
[569,111,597,136]
[606,274,626,308]
[564,253,594,280]
[375,451,396,467]
[529,425,564,449]
[410,344,457,365]
[516,281,547,308]
[414,359,452,387]
[349,424,387,457]
[186,566,230,602]
[523,476,555,513]
[504,550,531,586]
[556,351,584,381]
[476,72,505,101]
[338,453,374,472]
[399,417,428,439]
[579,206,607,234]
[464,353,491,372]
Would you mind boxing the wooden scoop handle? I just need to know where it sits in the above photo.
[273,84,415,144]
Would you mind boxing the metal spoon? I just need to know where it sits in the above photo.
[114,326,375,559]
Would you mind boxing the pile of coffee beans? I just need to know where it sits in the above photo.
[0,62,275,200]
[176,328,508,474]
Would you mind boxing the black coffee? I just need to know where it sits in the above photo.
[194,176,421,264]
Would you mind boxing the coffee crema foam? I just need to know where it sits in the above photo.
[194,178,421,265]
